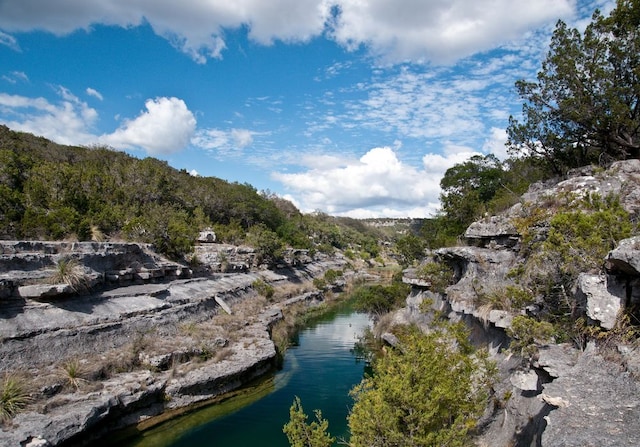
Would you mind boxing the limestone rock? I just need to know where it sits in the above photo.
[18,283,74,299]
[574,274,622,330]
[464,215,519,248]
[510,370,539,391]
[197,228,216,243]
[606,236,640,276]
[534,343,579,379]
[541,343,640,446]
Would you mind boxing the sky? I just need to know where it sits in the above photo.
[0,0,615,218]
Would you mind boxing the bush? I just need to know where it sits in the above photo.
[252,279,274,300]
[348,324,495,447]
[507,315,555,359]
[283,397,335,447]
[0,376,29,422]
[415,261,454,294]
[352,283,411,316]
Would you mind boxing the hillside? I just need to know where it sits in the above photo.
[0,126,386,262]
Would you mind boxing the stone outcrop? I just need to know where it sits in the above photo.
[0,240,348,446]
[402,159,640,447]
[541,343,640,447]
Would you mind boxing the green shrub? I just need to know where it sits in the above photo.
[507,315,555,359]
[348,324,495,447]
[352,283,410,316]
[252,279,274,300]
[415,261,455,294]
[283,397,335,447]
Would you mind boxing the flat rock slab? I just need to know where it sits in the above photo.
[542,344,640,446]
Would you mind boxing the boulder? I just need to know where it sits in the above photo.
[574,274,622,330]
[510,370,539,392]
[534,343,579,379]
[606,236,640,276]
[464,215,519,248]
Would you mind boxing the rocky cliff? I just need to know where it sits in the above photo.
[0,240,348,446]
[402,159,640,446]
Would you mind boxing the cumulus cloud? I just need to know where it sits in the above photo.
[330,0,575,64]
[0,87,98,145]
[273,146,477,217]
[0,0,578,64]
[482,127,509,159]
[102,97,196,155]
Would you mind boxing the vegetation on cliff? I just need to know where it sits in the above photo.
[419,0,640,249]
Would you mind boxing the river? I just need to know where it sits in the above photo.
[120,304,372,447]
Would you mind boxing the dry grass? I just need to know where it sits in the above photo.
[0,375,30,422]
[60,360,87,391]
[47,257,90,292]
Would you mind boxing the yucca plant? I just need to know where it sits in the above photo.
[49,257,89,292]
[61,360,87,390]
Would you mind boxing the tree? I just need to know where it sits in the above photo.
[508,0,640,173]
[347,324,495,447]
[283,396,335,447]
[439,154,504,225]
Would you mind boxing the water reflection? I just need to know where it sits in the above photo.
[120,309,371,447]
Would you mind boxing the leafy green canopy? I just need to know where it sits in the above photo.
[508,0,640,173]
[347,324,494,447]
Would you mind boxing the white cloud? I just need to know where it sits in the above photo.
[482,127,509,159]
[192,127,256,156]
[86,87,103,101]
[0,30,20,51]
[330,0,575,64]
[273,145,476,217]
[0,87,97,145]
[0,0,578,64]
[102,97,196,155]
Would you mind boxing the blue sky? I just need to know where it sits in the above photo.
[0,0,614,218]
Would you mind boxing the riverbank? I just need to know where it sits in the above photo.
[0,241,371,446]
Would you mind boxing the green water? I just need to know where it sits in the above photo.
[121,306,372,446]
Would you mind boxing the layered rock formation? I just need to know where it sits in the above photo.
[0,240,347,446]
[403,160,640,446]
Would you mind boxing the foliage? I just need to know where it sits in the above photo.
[252,279,275,300]
[246,223,285,264]
[420,156,545,249]
[394,234,425,266]
[351,283,411,316]
[507,0,640,173]
[439,154,505,231]
[516,194,632,299]
[0,376,30,422]
[61,360,87,390]
[475,285,536,313]
[415,261,454,294]
[347,324,495,447]
[283,396,335,447]
[507,316,555,359]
